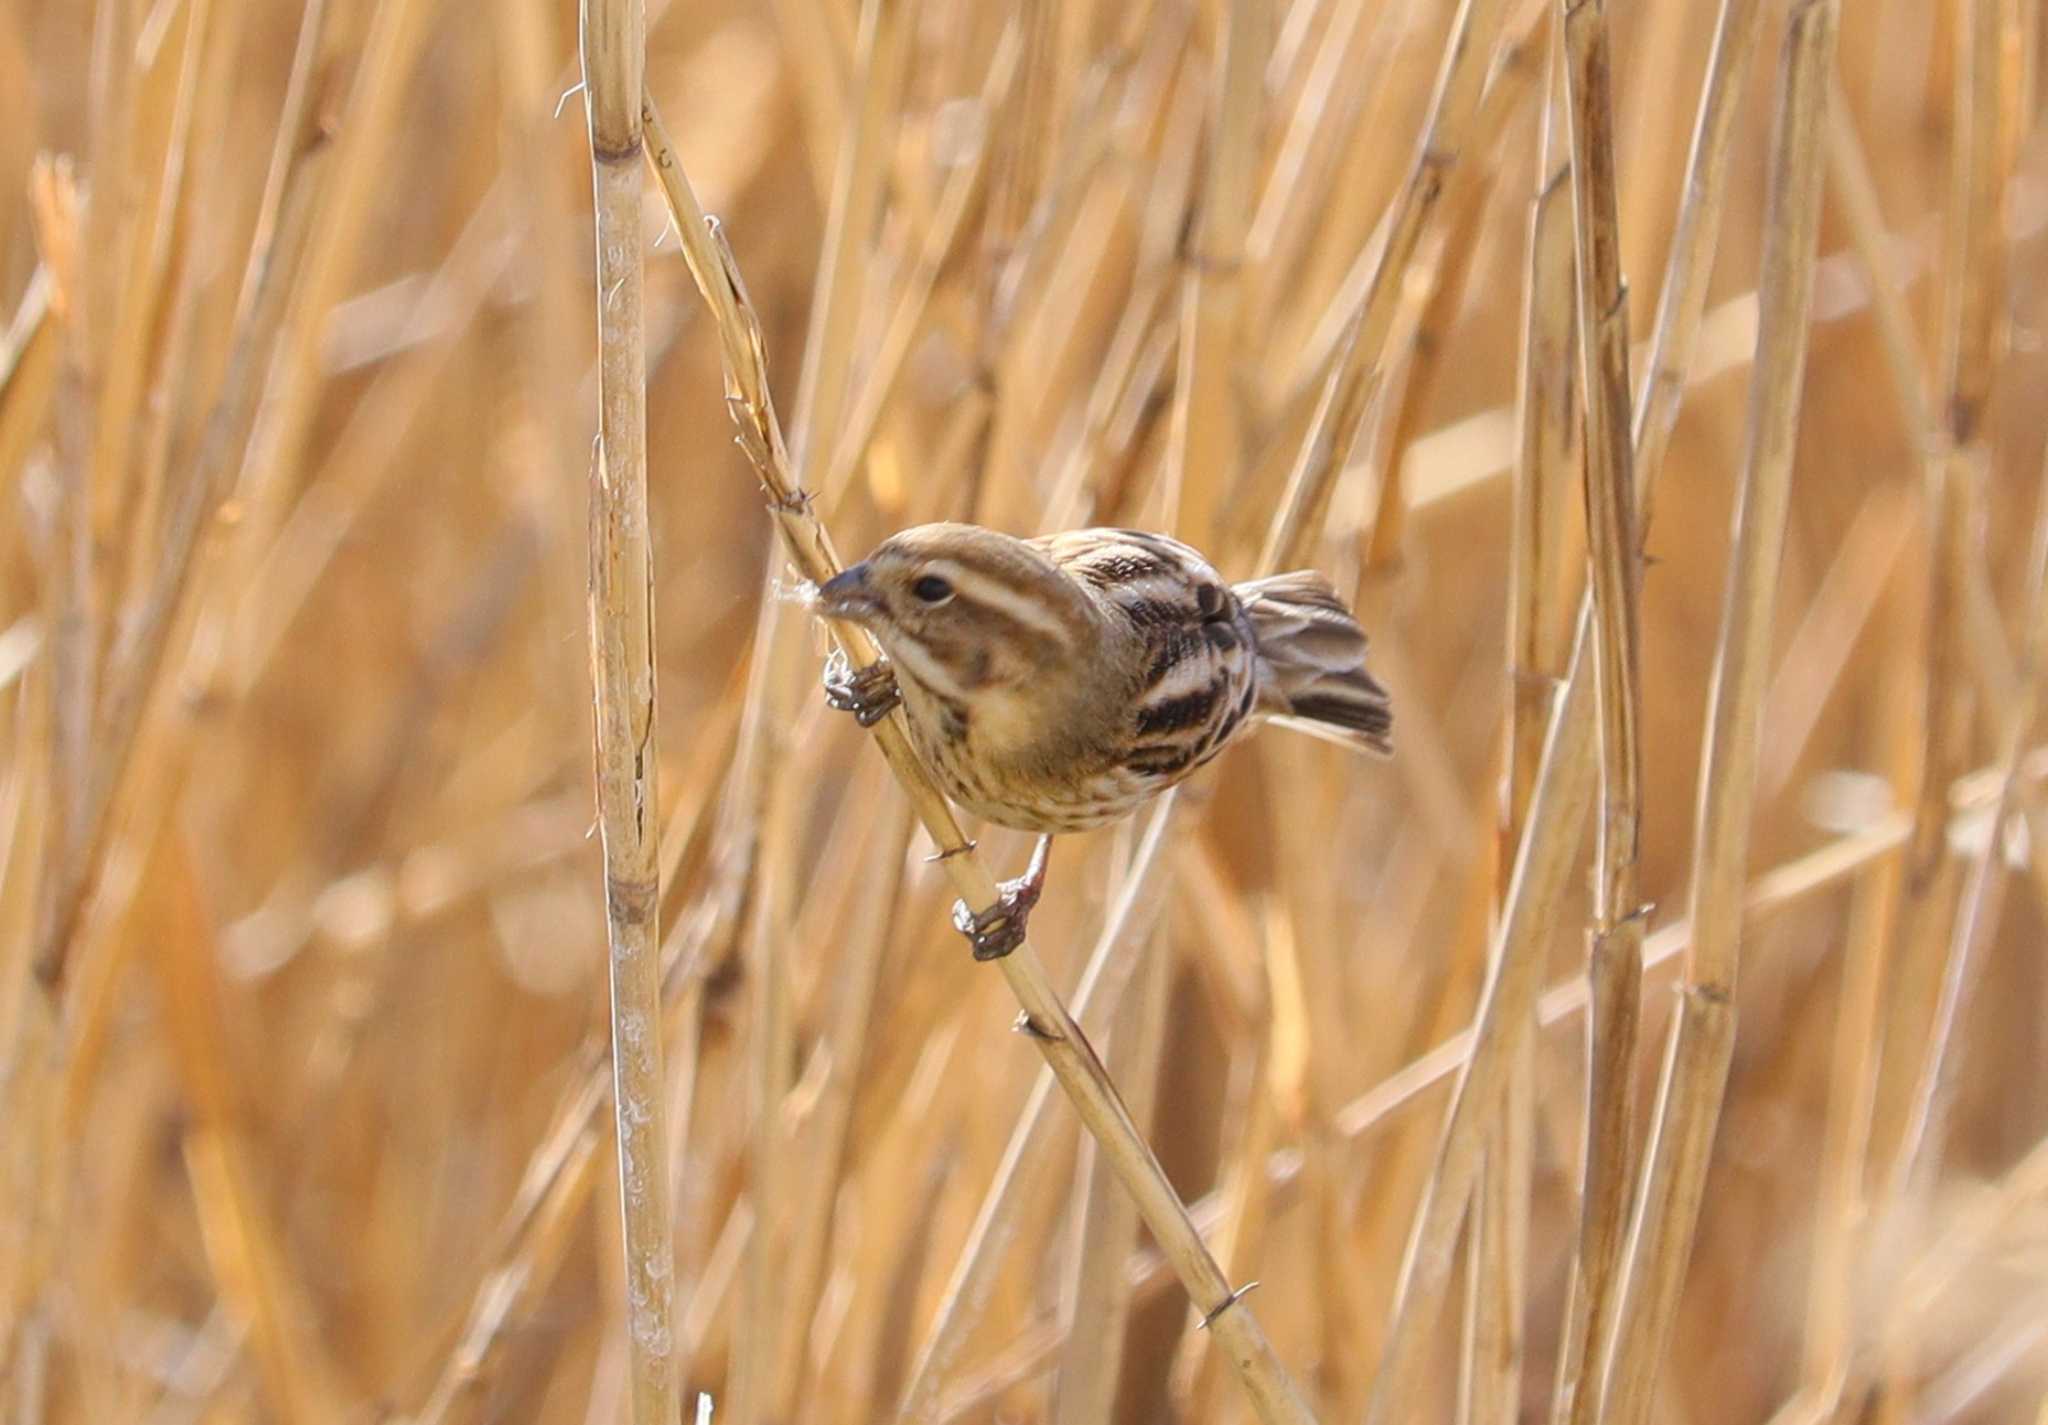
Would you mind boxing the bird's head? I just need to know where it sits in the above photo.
[815,523,1097,702]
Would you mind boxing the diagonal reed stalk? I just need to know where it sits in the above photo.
[892,797,1179,1424]
[579,3,678,1423]
[642,96,1321,1425]
[1602,6,1838,1424]
[940,741,2048,1416]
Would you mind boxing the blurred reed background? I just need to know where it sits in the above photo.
[3,0,2048,1422]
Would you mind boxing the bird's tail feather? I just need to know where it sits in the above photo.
[1235,570,1393,757]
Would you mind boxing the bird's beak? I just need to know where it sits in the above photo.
[816,563,883,624]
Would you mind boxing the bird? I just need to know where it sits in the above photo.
[813,522,1392,959]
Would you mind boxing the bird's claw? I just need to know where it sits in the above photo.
[823,650,901,727]
[951,836,1052,962]
[952,873,1042,961]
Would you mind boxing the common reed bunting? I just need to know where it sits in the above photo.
[817,523,1392,958]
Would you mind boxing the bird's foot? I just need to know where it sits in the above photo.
[952,835,1053,961]
[823,649,901,727]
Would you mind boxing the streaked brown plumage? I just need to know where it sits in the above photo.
[816,522,1391,956]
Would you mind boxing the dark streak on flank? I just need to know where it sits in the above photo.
[1145,627,1195,685]
[1121,598,1186,630]
[1135,684,1218,736]
[1125,744,1196,777]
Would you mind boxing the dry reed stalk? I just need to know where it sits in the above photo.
[729,683,810,1423]
[1868,438,2048,1425]
[1876,0,2014,1175]
[1890,492,2046,1179]
[891,797,1178,1423]
[1867,0,2008,1190]
[8,17,332,1396]
[33,0,330,998]
[1245,0,1405,332]
[138,835,344,1425]
[1506,51,1580,881]
[1811,90,2023,743]
[1602,8,1838,1425]
[225,0,435,562]
[767,0,853,193]
[790,0,908,486]
[399,698,746,1421]
[1371,8,1549,570]
[767,802,917,1420]
[1766,597,1928,1425]
[1630,0,1768,504]
[1475,1037,1535,1424]
[934,737,2048,1412]
[0,269,59,493]
[1161,0,1264,551]
[1165,913,1283,1419]
[1780,855,1903,1425]
[1365,0,1770,1409]
[1871,1126,2048,1423]
[1256,0,1514,574]
[1823,76,1935,446]
[1050,914,1172,1425]
[1473,39,1577,1425]
[13,4,2048,1419]
[1364,612,1600,1425]
[643,101,1320,1425]
[578,2,677,1422]
[820,22,1024,510]
[1551,3,1649,1419]
[1757,489,1918,797]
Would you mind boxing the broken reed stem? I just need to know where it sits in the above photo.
[580,4,678,1424]
[1554,2,1647,1420]
[1603,7,1836,1425]
[642,97,1320,1425]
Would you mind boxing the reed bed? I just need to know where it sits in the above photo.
[3,1,2046,1423]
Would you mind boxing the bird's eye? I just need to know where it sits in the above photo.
[911,574,954,604]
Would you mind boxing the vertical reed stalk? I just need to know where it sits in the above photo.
[1605,8,1837,1424]
[1553,4,1647,1419]
[581,3,677,1422]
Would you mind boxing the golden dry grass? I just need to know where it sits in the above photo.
[3,0,2047,1422]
